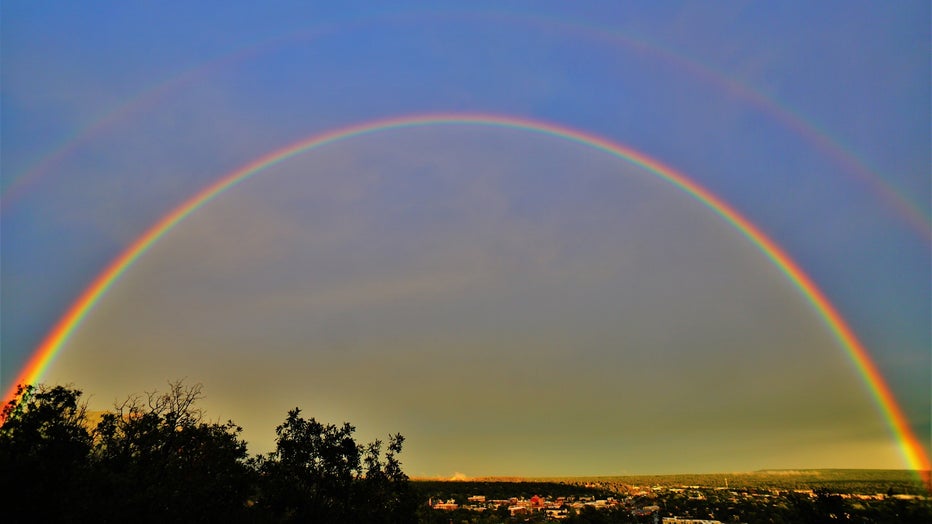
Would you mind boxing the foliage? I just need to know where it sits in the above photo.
[414,480,614,503]
[2,381,928,523]
[253,408,416,522]
[414,479,932,524]
[0,381,416,523]
[90,381,252,522]
[0,384,93,522]
[545,470,930,494]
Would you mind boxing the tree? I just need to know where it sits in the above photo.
[91,380,253,522]
[255,408,416,522]
[0,384,93,521]
[1,380,416,522]
[357,433,418,522]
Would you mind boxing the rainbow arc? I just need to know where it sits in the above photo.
[4,113,928,475]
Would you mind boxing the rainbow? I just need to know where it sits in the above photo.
[3,11,928,244]
[4,113,929,474]
[513,13,931,238]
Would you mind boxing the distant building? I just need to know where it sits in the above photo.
[431,499,458,511]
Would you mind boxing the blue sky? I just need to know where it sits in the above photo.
[2,1,928,476]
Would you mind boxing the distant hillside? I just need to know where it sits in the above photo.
[413,479,615,502]
[529,469,930,494]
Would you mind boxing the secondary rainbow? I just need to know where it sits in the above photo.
[4,113,929,474]
[4,12,927,243]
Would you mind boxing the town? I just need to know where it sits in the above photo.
[429,492,627,520]
[417,478,932,523]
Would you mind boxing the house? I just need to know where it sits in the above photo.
[431,499,458,511]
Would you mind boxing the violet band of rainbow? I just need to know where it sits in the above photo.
[5,113,929,473]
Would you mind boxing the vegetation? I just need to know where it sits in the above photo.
[0,382,416,523]
[414,480,615,502]
[1,381,929,523]
[414,476,932,524]
[541,470,930,495]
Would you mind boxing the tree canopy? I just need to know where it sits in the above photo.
[0,381,416,523]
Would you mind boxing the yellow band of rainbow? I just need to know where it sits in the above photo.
[5,113,928,473]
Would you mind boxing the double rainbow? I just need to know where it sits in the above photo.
[4,113,929,474]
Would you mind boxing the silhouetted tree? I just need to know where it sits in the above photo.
[255,408,416,522]
[1,380,415,522]
[0,384,93,521]
[357,433,418,522]
[92,380,253,523]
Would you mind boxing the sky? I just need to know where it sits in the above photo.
[1,1,929,477]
